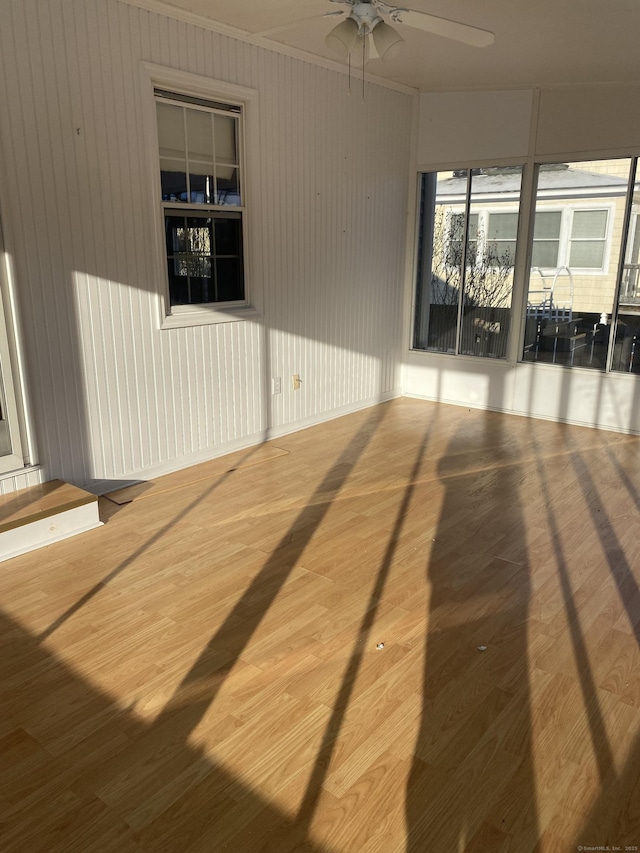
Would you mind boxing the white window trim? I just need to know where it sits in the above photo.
[140,63,262,328]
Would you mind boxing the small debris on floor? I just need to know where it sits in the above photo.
[376,642,385,650]
[477,645,488,652]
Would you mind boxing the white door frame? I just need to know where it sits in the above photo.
[0,213,26,474]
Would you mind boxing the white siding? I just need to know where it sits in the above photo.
[0,0,413,489]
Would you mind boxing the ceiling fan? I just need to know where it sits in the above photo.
[324,0,494,61]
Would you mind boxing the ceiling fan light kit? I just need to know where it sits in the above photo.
[371,21,404,60]
[325,17,359,58]
[325,0,494,63]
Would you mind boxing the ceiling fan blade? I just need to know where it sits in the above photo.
[256,10,344,38]
[390,8,494,47]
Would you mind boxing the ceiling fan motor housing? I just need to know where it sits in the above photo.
[351,2,383,33]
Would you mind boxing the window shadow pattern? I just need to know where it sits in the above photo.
[5,400,640,851]
[406,413,539,851]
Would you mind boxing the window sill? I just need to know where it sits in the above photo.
[161,304,262,329]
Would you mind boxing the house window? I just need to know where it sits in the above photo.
[155,91,245,307]
[568,209,608,269]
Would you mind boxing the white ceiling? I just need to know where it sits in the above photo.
[136,0,640,93]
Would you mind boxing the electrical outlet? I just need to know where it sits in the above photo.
[273,376,282,395]
[292,374,301,391]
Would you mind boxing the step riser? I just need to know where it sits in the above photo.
[0,502,103,562]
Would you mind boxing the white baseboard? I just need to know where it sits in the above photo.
[83,389,402,495]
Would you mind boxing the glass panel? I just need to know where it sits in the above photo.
[187,110,214,164]
[531,211,561,269]
[216,258,244,302]
[619,209,640,306]
[216,167,241,205]
[523,159,632,369]
[165,215,214,305]
[158,103,187,201]
[569,241,605,268]
[160,170,188,203]
[214,114,237,165]
[572,209,608,239]
[447,213,478,267]
[157,100,242,208]
[413,171,462,353]
[612,166,640,373]
[413,167,521,358]
[156,103,185,159]
[0,372,12,457]
[531,240,560,268]
[189,172,215,204]
[534,210,562,239]
[215,217,241,255]
[460,167,522,358]
[486,212,518,265]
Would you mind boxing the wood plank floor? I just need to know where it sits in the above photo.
[1,397,639,852]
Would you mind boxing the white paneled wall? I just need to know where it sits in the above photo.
[0,0,413,489]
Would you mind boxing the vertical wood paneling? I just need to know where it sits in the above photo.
[0,0,413,489]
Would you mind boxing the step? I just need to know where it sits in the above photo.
[0,480,103,562]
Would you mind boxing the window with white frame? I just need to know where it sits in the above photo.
[531,208,610,272]
[451,207,611,273]
[568,209,609,269]
[155,89,245,307]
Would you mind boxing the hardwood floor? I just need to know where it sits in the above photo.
[1,397,639,852]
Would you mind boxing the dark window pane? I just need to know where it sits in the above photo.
[217,168,241,205]
[167,260,189,305]
[188,271,214,305]
[612,314,640,373]
[215,218,241,255]
[216,257,244,302]
[185,218,213,253]
[189,172,215,204]
[161,170,187,202]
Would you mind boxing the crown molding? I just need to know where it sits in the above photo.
[117,0,418,96]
